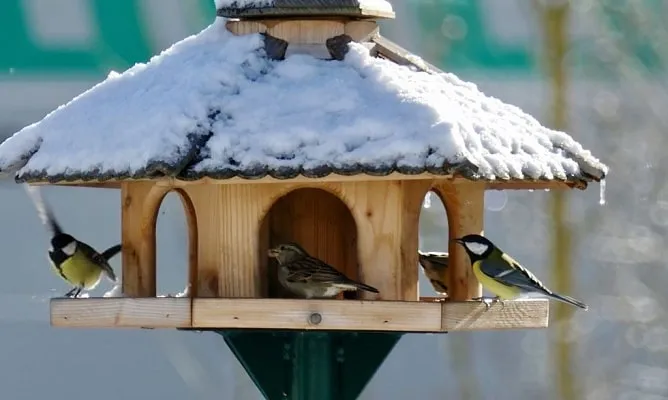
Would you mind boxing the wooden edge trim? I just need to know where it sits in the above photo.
[50,298,192,328]
[50,298,549,331]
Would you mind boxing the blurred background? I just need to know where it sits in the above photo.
[0,0,659,399]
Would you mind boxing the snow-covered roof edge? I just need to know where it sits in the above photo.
[0,24,609,189]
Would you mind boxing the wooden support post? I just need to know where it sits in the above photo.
[338,180,431,301]
[340,181,414,301]
[433,182,485,301]
[121,182,163,297]
[400,180,433,300]
[185,184,268,298]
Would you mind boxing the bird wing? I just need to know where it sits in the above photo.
[479,253,552,295]
[76,241,118,282]
[24,184,64,236]
[285,257,349,284]
[419,252,449,271]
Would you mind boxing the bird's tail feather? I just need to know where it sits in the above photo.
[105,268,118,283]
[101,244,122,261]
[23,184,63,236]
[100,244,121,283]
[353,281,379,294]
[547,292,588,310]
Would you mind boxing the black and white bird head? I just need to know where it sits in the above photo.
[50,233,78,257]
[268,242,309,265]
[452,234,494,260]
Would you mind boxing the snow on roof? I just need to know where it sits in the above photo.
[0,18,608,186]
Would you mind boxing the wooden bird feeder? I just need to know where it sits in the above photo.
[0,1,608,399]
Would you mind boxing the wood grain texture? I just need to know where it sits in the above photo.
[177,190,198,298]
[225,20,267,36]
[344,20,378,41]
[270,20,345,44]
[370,35,441,73]
[184,184,269,298]
[121,182,160,297]
[486,181,574,190]
[47,182,121,189]
[400,180,433,300]
[432,181,485,301]
[226,19,346,45]
[441,299,549,331]
[50,298,548,331]
[339,181,405,300]
[193,298,442,331]
[50,298,191,328]
[43,175,581,190]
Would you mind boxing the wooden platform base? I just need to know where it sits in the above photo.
[50,298,549,332]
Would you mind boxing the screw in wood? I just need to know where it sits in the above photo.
[308,312,322,325]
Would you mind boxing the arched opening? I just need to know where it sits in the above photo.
[149,188,197,298]
[259,188,359,299]
[417,189,450,298]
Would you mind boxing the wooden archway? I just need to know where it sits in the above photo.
[260,187,359,299]
[121,182,197,297]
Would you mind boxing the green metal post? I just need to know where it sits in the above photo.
[291,332,335,400]
[218,330,403,400]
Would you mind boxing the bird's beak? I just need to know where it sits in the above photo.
[450,238,463,244]
[267,248,279,258]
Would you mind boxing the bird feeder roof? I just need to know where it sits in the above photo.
[0,18,608,187]
[215,0,396,19]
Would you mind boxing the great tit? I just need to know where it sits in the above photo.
[268,242,379,299]
[453,234,588,310]
[418,250,450,296]
[24,185,121,298]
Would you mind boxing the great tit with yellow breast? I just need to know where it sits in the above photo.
[418,250,450,296]
[24,185,121,298]
[453,234,588,310]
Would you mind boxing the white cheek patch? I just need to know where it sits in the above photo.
[62,241,77,256]
[465,242,488,255]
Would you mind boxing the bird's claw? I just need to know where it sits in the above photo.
[64,287,82,298]
[472,296,504,310]
[472,296,494,310]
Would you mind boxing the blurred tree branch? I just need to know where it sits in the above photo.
[533,1,579,399]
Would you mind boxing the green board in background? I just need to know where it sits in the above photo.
[0,0,661,78]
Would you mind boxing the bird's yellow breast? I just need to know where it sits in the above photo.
[52,252,103,289]
[472,260,521,300]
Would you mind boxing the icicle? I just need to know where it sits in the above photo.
[423,192,432,209]
[599,178,607,205]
